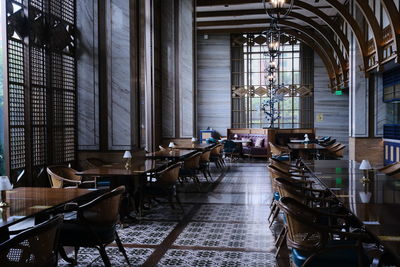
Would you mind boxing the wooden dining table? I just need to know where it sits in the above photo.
[76,159,170,219]
[304,160,400,264]
[287,143,326,159]
[173,143,216,151]
[145,149,197,160]
[0,187,99,230]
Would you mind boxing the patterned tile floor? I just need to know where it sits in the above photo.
[58,160,280,266]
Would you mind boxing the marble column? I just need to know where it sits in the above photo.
[76,0,99,150]
[106,0,132,150]
[160,0,194,139]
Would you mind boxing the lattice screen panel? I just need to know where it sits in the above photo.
[5,0,76,182]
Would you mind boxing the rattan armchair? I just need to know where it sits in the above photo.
[58,186,130,267]
[278,197,376,267]
[199,150,213,181]
[210,144,225,169]
[269,142,291,160]
[47,165,96,188]
[0,215,63,267]
[143,162,184,212]
[179,152,203,187]
[378,161,400,175]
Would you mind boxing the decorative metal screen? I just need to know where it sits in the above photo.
[5,0,76,184]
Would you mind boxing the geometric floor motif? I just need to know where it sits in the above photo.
[159,249,276,266]
[192,204,269,223]
[174,221,275,251]
[213,183,271,193]
[117,221,177,245]
[58,247,154,267]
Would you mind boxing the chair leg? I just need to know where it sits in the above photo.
[202,170,209,182]
[98,245,112,267]
[175,194,185,213]
[268,202,277,223]
[207,169,213,181]
[269,206,280,228]
[59,246,77,265]
[115,232,131,266]
[275,227,287,258]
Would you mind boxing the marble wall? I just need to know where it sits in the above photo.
[106,0,132,150]
[161,0,176,138]
[196,34,231,136]
[314,53,349,150]
[76,0,99,150]
[160,0,194,139]
[179,0,194,138]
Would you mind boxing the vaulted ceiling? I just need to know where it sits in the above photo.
[195,0,400,90]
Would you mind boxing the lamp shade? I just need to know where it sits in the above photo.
[123,150,132,159]
[359,160,372,170]
[191,137,197,142]
[233,134,238,138]
[168,142,175,148]
[0,176,12,191]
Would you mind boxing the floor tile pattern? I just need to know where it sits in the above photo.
[159,249,276,266]
[174,221,275,251]
[57,159,278,266]
[58,247,154,267]
[118,221,177,245]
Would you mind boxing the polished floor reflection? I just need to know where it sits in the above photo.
[59,160,279,266]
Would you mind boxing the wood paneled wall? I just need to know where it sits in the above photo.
[196,34,231,136]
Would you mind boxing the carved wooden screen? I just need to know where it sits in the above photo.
[5,0,76,184]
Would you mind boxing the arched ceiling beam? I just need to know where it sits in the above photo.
[282,29,337,87]
[293,0,349,55]
[324,0,368,72]
[280,20,346,81]
[288,12,348,79]
[354,0,383,68]
[381,0,400,62]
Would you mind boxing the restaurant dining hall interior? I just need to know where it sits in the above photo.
[1,0,400,266]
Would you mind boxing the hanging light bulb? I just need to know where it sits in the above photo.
[263,0,294,19]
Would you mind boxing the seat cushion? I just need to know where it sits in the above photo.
[291,240,369,267]
[272,155,290,161]
[60,221,116,246]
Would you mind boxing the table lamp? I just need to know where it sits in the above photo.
[123,150,132,170]
[233,134,238,140]
[304,134,310,143]
[359,159,372,184]
[191,137,197,143]
[168,142,175,150]
[0,176,13,207]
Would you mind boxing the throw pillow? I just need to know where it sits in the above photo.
[241,138,251,147]
[254,138,264,148]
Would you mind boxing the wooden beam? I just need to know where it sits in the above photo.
[293,0,349,54]
[324,0,368,73]
[380,0,400,63]
[197,0,261,6]
[354,0,383,70]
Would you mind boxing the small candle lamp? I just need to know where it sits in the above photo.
[359,159,372,184]
[191,137,197,147]
[123,151,132,170]
[0,176,13,207]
